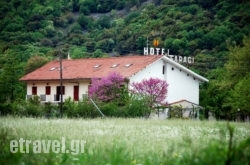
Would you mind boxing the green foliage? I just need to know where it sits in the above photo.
[0,118,249,164]
[201,37,250,120]
[70,46,87,58]
[100,102,118,117]
[125,97,151,117]
[169,105,183,118]
[0,0,250,118]
[0,103,12,116]
[0,50,25,103]
[77,14,91,30]
[63,97,100,118]
[0,127,22,165]
[226,74,250,118]
[96,15,111,29]
[24,55,50,74]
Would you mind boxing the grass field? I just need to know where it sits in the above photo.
[0,117,249,165]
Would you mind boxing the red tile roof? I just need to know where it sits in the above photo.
[20,55,162,81]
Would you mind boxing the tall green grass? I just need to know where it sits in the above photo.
[0,117,249,165]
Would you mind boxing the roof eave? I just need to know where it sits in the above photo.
[162,56,209,83]
[19,78,91,82]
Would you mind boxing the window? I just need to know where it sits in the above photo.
[93,64,101,68]
[162,65,165,74]
[45,86,51,95]
[111,64,119,68]
[49,67,56,71]
[74,86,79,101]
[124,63,133,68]
[56,86,65,95]
[32,86,37,95]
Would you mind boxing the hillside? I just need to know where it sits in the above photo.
[0,0,250,119]
[1,0,249,69]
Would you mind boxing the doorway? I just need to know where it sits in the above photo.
[74,86,79,101]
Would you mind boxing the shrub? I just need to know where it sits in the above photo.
[131,78,168,109]
[169,105,183,118]
[89,72,125,103]
[75,100,98,118]
[125,98,151,117]
[25,103,43,117]
[70,23,82,34]
[77,14,91,29]
[100,102,118,117]
[96,16,111,29]
[40,38,53,47]
[0,103,12,116]
[44,103,60,118]
[63,97,77,117]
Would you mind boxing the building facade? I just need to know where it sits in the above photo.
[20,55,208,105]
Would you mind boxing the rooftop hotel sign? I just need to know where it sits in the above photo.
[143,47,195,64]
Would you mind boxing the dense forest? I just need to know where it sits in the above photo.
[0,0,249,120]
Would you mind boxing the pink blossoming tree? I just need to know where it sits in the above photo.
[89,72,126,102]
[131,78,168,108]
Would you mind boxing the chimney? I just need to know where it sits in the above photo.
[67,51,71,60]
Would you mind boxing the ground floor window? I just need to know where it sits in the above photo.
[56,86,65,95]
[55,86,65,101]
[32,86,37,95]
[45,86,51,95]
[74,86,79,101]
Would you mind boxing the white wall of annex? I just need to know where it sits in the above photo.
[129,58,200,105]
[129,59,165,84]
[166,63,200,104]
[129,59,168,103]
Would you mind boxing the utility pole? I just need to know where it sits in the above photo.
[59,49,63,118]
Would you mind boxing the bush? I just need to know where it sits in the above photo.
[63,97,77,117]
[75,100,98,118]
[0,103,12,116]
[100,102,118,117]
[44,103,60,118]
[169,105,183,118]
[62,98,100,118]
[125,98,151,117]
[70,23,82,34]
[77,14,91,29]
[25,103,44,117]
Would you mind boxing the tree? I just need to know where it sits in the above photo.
[222,36,250,119]
[202,36,250,120]
[89,72,127,103]
[226,74,250,119]
[225,36,250,86]
[77,14,91,30]
[24,55,49,74]
[130,78,168,108]
[0,50,25,103]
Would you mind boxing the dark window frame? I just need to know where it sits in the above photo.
[45,86,51,95]
[32,86,37,95]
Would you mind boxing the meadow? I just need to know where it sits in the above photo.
[0,117,249,165]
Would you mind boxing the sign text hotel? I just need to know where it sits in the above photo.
[144,47,194,64]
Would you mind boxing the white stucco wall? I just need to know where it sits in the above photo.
[129,57,165,83]
[26,80,90,102]
[25,57,202,105]
[129,58,200,105]
[166,63,200,104]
